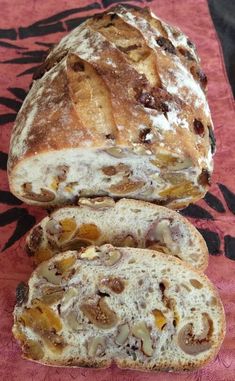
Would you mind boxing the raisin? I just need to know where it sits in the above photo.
[187,39,194,48]
[16,282,29,306]
[198,169,211,186]
[156,37,176,54]
[139,128,153,144]
[26,225,43,256]
[178,47,195,61]
[198,70,208,88]
[138,90,169,113]
[105,134,115,140]
[71,61,84,72]
[193,119,204,135]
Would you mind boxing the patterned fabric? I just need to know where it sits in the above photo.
[0,0,234,380]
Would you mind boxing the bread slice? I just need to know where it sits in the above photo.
[8,6,214,209]
[26,197,208,271]
[13,245,225,370]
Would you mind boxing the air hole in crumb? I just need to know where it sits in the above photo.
[96,290,110,297]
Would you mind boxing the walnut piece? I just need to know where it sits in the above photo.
[116,323,130,345]
[23,183,55,202]
[78,197,115,209]
[104,249,122,266]
[132,322,153,356]
[87,337,106,357]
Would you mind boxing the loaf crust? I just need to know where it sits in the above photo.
[13,245,225,370]
[8,6,215,208]
[26,197,208,270]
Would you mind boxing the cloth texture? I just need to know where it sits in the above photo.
[0,1,234,380]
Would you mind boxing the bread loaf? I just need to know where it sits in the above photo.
[8,5,215,209]
[26,197,208,270]
[13,245,225,370]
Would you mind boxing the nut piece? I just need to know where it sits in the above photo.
[26,226,43,256]
[16,282,29,306]
[78,197,115,209]
[115,235,137,248]
[109,179,145,195]
[87,337,106,357]
[41,287,64,305]
[80,298,118,329]
[80,246,99,260]
[146,220,179,255]
[66,310,82,330]
[104,249,122,266]
[22,183,55,202]
[116,323,130,345]
[38,262,62,285]
[190,279,203,289]
[177,316,212,355]
[152,309,167,330]
[100,277,125,294]
[132,321,153,357]
[104,147,126,158]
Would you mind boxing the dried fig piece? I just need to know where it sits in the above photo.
[16,282,29,306]
[109,179,145,195]
[102,163,130,176]
[22,183,55,202]
[177,316,212,355]
[80,298,118,329]
[132,321,153,356]
[87,337,106,357]
[26,226,43,256]
[100,277,125,294]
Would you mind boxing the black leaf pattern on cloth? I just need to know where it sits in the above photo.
[0,191,23,205]
[224,235,235,261]
[0,28,17,40]
[0,151,8,170]
[1,212,35,252]
[0,208,27,227]
[218,183,235,214]
[19,22,66,39]
[0,113,16,125]
[2,55,46,64]
[203,191,226,213]
[65,16,90,31]
[17,66,39,77]
[8,87,27,101]
[102,0,143,7]
[197,228,221,255]
[32,3,101,26]
[0,97,22,112]
[0,41,26,49]
[180,204,214,220]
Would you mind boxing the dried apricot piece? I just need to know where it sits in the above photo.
[59,218,77,243]
[34,247,54,264]
[55,255,76,273]
[152,309,167,330]
[76,223,101,240]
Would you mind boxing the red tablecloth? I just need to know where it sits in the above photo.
[0,1,235,380]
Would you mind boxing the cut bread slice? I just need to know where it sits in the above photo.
[13,245,225,370]
[26,197,208,270]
